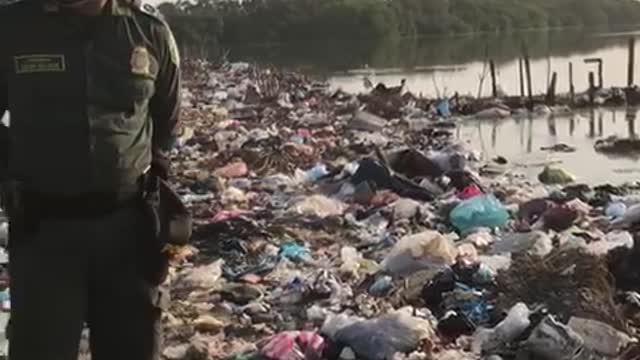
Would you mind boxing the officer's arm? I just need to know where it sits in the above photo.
[150,23,181,180]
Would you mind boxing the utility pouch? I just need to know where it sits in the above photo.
[141,174,191,285]
[143,174,192,248]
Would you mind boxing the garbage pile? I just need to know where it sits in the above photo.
[158,59,640,360]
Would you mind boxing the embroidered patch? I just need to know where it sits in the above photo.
[14,55,65,74]
[130,46,151,76]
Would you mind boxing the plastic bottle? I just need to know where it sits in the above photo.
[369,276,393,296]
[339,247,362,277]
[304,164,330,182]
[472,302,531,354]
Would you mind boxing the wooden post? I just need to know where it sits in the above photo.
[629,37,636,87]
[569,62,575,105]
[546,72,557,105]
[588,72,595,106]
[598,60,603,89]
[524,54,533,110]
[519,58,525,98]
[490,60,497,98]
[584,58,603,89]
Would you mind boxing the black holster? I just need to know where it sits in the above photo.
[140,173,192,285]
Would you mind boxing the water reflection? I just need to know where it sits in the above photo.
[627,107,637,138]
[459,108,640,184]
[548,115,557,137]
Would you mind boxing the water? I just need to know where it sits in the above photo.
[220,28,640,184]
[225,28,639,97]
[458,109,640,185]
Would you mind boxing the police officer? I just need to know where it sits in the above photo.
[0,0,181,357]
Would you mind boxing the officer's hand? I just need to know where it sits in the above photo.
[151,157,170,180]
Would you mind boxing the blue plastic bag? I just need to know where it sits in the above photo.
[450,194,509,233]
[436,98,451,118]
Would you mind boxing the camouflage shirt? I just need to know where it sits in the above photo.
[0,0,181,195]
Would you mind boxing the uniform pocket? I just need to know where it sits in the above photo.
[127,75,155,103]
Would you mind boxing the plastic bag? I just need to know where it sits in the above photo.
[393,198,421,220]
[586,231,634,256]
[472,303,531,354]
[568,317,633,357]
[491,231,552,257]
[611,203,640,229]
[333,308,435,360]
[606,202,627,219]
[449,194,509,233]
[339,246,363,277]
[382,231,458,278]
[523,315,584,360]
[538,166,576,185]
[287,195,346,218]
[260,331,325,360]
[303,164,330,183]
[179,259,224,289]
[350,111,386,132]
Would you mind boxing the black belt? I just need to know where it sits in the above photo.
[23,181,143,220]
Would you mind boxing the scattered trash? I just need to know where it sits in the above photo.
[260,331,325,360]
[287,195,346,218]
[151,61,640,359]
[449,194,509,233]
[606,202,627,219]
[331,308,435,360]
[474,107,511,119]
[382,230,458,277]
[522,315,584,360]
[538,166,576,185]
[568,317,634,357]
[472,302,531,354]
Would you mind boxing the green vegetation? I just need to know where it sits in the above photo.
[159,0,640,50]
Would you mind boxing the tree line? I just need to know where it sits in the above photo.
[158,0,640,51]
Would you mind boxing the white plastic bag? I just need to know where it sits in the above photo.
[382,231,457,278]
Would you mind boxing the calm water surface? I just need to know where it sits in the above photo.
[458,109,640,185]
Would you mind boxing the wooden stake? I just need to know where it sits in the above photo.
[546,72,557,105]
[524,53,533,110]
[599,60,603,88]
[569,62,575,105]
[584,58,603,88]
[519,58,525,99]
[490,60,497,98]
[629,37,636,87]
[588,72,595,106]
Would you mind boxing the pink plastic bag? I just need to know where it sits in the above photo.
[210,210,252,223]
[457,184,483,200]
[214,161,249,178]
[260,331,325,360]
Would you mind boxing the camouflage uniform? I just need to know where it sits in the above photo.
[0,0,181,358]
